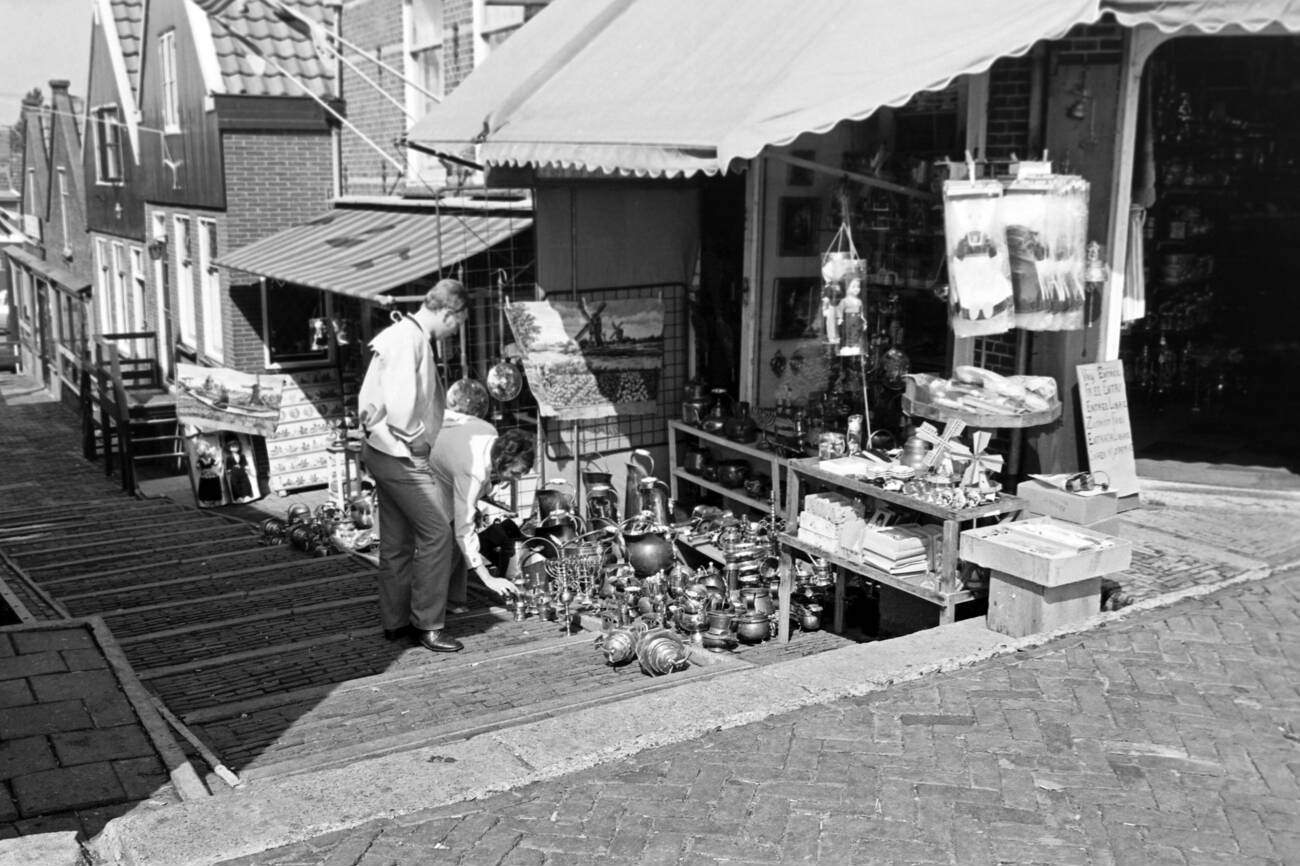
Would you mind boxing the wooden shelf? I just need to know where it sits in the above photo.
[668,420,787,516]
[779,532,975,608]
[668,420,785,461]
[671,468,773,513]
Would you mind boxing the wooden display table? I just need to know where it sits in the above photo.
[781,457,1025,629]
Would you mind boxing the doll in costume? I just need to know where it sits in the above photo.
[223,435,256,503]
[195,442,225,506]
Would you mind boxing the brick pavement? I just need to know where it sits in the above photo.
[231,566,1300,866]
[0,622,181,842]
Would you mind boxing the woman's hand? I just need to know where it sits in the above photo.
[479,571,519,598]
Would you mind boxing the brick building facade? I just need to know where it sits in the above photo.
[4,82,95,402]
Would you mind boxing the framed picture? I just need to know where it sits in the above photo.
[786,150,816,186]
[770,277,822,340]
[778,197,820,258]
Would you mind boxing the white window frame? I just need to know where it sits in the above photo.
[151,212,172,379]
[197,218,222,362]
[111,242,129,336]
[174,215,196,347]
[129,246,147,356]
[159,30,180,133]
[259,280,333,371]
[406,0,446,111]
[404,0,448,187]
[56,169,71,257]
[92,105,124,184]
[95,238,112,335]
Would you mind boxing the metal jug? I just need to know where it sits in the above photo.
[637,476,672,527]
[623,449,654,520]
[585,482,619,525]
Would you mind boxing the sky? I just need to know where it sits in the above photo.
[0,0,93,124]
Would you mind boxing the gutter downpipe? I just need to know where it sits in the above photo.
[329,0,344,200]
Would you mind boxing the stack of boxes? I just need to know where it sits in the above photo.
[797,492,863,552]
[1014,479,1120,535]
[797,493,941,575]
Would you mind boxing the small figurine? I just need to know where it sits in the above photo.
[821,282,844,346]
[838,278,864,356]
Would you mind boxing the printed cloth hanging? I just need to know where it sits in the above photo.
[504,297,665,420]
[944,172,1090,333]
[174,362,285,437]
[942,179,1015,337]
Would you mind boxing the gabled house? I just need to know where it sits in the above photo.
[4,82,94,403]
[87,0,338,378]
[86,0,352,494]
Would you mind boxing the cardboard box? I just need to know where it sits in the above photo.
[1015,480,1118,526]
[960,518,1131,588]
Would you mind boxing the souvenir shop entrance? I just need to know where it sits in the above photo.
[1120,35,1300,475]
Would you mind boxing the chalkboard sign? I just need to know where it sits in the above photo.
[1076,361,1138,497]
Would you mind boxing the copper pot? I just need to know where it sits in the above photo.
[681,443,709,474]
[734,612,771,643]
[715,460,750,489]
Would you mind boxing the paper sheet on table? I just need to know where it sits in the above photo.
[1029,473,1110,497]
[819,455,889,476]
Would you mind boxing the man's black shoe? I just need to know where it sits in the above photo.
[383,625,415,642]
[416,629,464,653]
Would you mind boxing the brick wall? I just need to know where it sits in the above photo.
[1053,20,1124,66]
[444,0,475,90]
[223,129,334,372]
[339,0,407,197]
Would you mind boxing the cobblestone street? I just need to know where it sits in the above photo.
[232,567,1300,866]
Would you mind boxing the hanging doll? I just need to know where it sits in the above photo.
[838,278,865,356]
[195,442,225,507]
[223,435,256,503]
[821,281,844,346]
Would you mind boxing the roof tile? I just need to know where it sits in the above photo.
[212,0,335,98]
[109,0,146,100]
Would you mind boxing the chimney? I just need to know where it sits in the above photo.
[49,79,71,93]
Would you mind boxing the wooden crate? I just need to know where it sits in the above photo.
[959,518,1131,588]
[987,572,1102,638]
[1024,511,1121,536]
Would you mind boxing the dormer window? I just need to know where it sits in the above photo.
[160,30,180,132]
[93,106,124,183]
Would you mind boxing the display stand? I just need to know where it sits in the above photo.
[781,457,1025,629]
[901,394,1061,430]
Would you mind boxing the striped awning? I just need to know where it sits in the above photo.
[216,207,532,301]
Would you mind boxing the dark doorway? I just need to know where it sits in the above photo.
[1121,36,1300,479]
[696,172,747,392]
